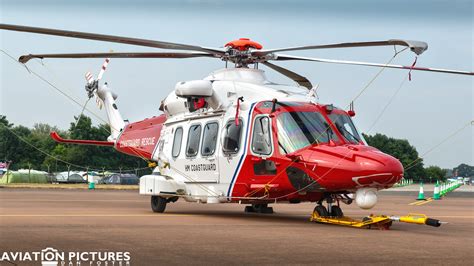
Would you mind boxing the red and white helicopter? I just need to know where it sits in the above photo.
[2,24,472,223]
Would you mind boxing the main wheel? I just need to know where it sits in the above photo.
[314,205,329,217]
[151,196,167,213]
[245,204,274,214]
[331,206,344,217]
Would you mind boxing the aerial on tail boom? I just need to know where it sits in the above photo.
[2,23,471,228]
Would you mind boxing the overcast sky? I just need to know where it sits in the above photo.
[1,0,472,169]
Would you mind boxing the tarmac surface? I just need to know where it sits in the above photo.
[0,188,473,265]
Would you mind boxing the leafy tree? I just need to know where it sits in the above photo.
[453,163,474,177]
[363,133,426,182]
[1,114,150,175]
[0,115,13,127]
[425,166,447,182]
[0,115,14,162]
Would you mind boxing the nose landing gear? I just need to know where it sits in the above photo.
[314,194,346,218]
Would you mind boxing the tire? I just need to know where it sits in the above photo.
[244,206,255,213]
[314,205,329,217]
[151,196,167,213]
[331,206,344,217]
[262,207,274,214]
[245,204,274,214]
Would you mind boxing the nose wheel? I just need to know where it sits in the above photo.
[314,195,345,218]
[314,205,329,217]
[151,196,167,213]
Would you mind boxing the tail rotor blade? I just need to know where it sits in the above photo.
[85,71,95,84]
[97,58,110,80]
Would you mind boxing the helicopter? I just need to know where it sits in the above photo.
[1,24,472,220]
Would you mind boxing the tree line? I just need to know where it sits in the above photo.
[362,133,468,182]
[0,115,151,175]
[1,114,470,181]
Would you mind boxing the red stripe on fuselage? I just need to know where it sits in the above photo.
[115,115,166,160]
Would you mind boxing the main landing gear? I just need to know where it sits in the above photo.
[151,195,179,213]
[245,203,274,214]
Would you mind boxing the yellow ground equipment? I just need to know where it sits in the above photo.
[310,212,442,230]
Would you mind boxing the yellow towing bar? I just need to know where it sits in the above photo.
[310,212,443,229]
[390,213,442,227]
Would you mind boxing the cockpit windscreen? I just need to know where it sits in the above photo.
[328,113,363,144]
[277,112,338,154]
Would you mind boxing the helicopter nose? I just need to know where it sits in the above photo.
[354,148,404,186]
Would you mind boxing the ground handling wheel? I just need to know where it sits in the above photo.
[331,206,344,217]
[245,203,274,214]
[151,196,167,213]
[314,205,329,217]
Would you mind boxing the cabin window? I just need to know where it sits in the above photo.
[201,122,218,156]
[223,119,243,154]
[252,116,272,155]
[172,127,183,158]
[186,124,202,157]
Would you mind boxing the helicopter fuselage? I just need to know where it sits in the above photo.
[111,68,403,206]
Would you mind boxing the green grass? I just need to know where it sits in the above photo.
[0,183,138,190]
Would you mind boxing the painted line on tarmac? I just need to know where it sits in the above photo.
[0,214,195,217]
[0,199,144,202]
[432,215,474,219]
[408,198,433,206]
[413,198,434,206]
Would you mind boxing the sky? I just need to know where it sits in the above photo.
[0,0,472,169]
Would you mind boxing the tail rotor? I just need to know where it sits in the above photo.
[75,58,111,127]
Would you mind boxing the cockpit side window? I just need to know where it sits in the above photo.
[252,116,272,156]
[223,119,243,154]
[186,124,202,157]
[328,113,362,144]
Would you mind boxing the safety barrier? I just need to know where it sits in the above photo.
[394,178,413,187]
[439,180,463,198]
[415,180,463,201]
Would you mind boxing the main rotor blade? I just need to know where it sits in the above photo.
[273,54,474,76]
[254,40,428,56]
[18,52,216,63]
[0,24,224,55]
[262,62,312,89]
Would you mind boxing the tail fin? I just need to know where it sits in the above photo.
[83,58,125,141]
[94,83,125,141]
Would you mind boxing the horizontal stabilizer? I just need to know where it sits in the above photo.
[50,131,114,147]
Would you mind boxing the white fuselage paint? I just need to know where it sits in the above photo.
[146,68,313,203]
